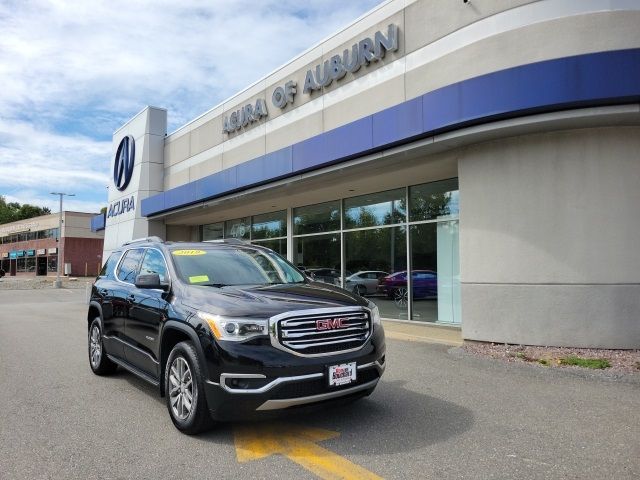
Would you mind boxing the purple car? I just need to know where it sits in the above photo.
[378,270,437,307]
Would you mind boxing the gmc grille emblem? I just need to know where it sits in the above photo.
[316,318,348,330]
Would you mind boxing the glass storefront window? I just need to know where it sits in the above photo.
[1,227,59,244]
[409,178,459,221]
[202,222,224,241]
[293,201,340,235]
[253,238,287,256]
[344,226,407,320]
[225,217,250,240]
[252,210,286,240]
[344,188,406,229]
[48,256,57,273]
[195,178,460,324]
[293,233,340,284]
[26,257,35,273]
[410,221,460,324]
[17,258,26,272]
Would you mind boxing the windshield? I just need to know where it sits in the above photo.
[170,246,305,286]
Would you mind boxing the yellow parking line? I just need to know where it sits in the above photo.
[234,423,383,479]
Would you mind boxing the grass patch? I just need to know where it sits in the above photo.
[559,356,611,369]
[538,359,549,366]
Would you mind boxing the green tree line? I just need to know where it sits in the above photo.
[0,195,51,225]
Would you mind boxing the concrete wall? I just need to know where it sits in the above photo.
[62,212,104,239]
[165,225,198,242]
[459,126,640,348]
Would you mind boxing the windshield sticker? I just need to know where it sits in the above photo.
[172,249,206,256]
[189,275,210,283]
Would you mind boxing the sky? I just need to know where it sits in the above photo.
[0,0,382,214]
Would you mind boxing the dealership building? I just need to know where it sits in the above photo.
[1,211,104,277]
[94,0,640,348]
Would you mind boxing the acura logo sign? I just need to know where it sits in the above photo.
[113,135,135,191]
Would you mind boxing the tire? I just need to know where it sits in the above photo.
[88,318,117,375]
[353,285,366,297]
[165,341,214,435]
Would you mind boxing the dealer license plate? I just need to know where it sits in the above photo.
[328,362,357,387]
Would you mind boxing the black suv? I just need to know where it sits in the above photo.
[87,237,385,434]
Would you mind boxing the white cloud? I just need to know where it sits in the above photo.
[0,117,110,193]
[0,0,382,213]
[0,0,383,127]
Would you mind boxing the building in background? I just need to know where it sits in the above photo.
[1,211,104,277]
[93,0,640,348]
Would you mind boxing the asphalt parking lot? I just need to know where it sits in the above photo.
[1,289,638,480]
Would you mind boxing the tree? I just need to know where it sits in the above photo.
[0,196,51,225]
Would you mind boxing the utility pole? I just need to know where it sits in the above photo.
[50,192,75,288]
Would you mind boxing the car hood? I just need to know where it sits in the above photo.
[178,281,368,318]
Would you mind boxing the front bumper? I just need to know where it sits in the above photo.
[256,359,384,411]
[201,325,386,420]
[203,357,384,420]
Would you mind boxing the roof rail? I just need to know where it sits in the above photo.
[123,236,164,246]
[203,238,246,244]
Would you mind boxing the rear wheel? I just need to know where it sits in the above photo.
[165,341,214,434]
[88,318,117,375]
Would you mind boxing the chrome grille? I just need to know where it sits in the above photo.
[274,309,371,356]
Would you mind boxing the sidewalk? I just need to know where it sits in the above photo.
[382,319,463,346]
[0,276,94,290]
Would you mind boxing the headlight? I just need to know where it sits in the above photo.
[197,311,268,342]
[368,303,381,325]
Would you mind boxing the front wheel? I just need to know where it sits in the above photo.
[165,341,214,435]
[88,318,117,375]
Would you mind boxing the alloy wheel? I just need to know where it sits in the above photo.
[394,287,408,308]
[169,357,194,420]
[89,325,102,368]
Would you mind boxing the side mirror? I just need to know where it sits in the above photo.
[135,273,168,290]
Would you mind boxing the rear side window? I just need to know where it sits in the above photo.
[117,249,144,284]
[99,252,121,277]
